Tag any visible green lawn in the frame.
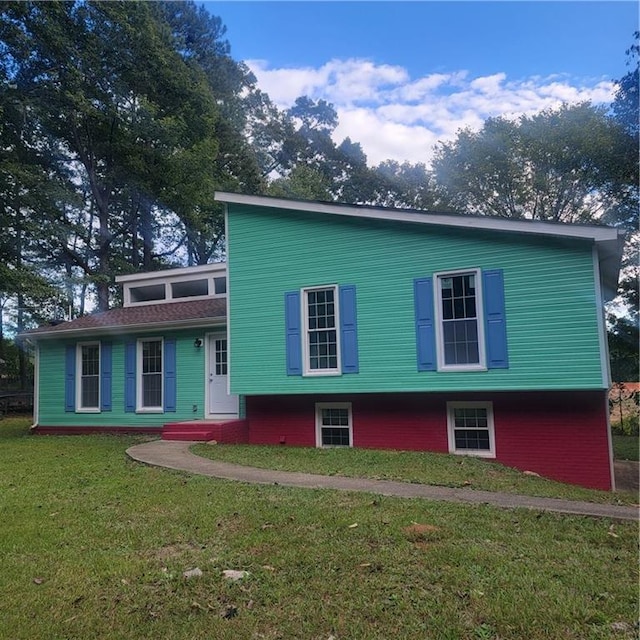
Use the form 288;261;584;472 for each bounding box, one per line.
1;417;638;640
613;435;639;461
192;442;638;505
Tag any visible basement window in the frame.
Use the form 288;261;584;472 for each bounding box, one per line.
315;402;352;447
446;401;495;458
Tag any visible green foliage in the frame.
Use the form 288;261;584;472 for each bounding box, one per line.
0;0;262;315
612;435;639;460
432;103;632;224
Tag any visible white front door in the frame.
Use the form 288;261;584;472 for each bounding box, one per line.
207;333;239;417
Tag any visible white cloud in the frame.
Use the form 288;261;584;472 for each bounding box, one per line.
246;58;616;167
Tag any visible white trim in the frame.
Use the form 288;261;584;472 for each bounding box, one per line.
116;262;226;283
75;341;101;412
302;285;341;376
136;337;164;413
592;246;611;388
434;269;486;372
225;204;232;398
27;316;226;340
315;402;353;447
604;391;616;491
205;331;239;419
32;342;40;428
119;264;228;308
446;401;496;458
214;192;621;243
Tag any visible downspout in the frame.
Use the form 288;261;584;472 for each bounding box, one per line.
29;339;39;431
593;245;615;491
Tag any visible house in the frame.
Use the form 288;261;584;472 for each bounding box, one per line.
23;263;248;441
22;193;624;490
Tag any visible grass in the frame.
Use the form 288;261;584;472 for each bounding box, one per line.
1;416;638;640
613;435;639;462
192;442;639;505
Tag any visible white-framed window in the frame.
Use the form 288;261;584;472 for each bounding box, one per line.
446;401;495;458
77;342;100;411
315;402;352;447
303;285;341;375
435;269;486;371
137;338;163;411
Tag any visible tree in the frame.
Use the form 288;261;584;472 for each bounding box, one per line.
432;103;631;223
0;1;234;310
606;32;639;382
369;160;443;210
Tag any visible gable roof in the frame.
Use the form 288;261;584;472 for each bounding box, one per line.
22;298;226;340
215;191;625;300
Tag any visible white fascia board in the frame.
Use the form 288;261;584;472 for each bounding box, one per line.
214;192;621;244
23;317;226;341
116;262;226;284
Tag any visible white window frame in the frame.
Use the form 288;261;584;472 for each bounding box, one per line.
315;402;353;447
302;284;341;376
434;268;486;372
446;401;495;458
137;338;164;413
76;341;100;412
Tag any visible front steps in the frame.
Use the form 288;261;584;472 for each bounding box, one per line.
162;419;249;443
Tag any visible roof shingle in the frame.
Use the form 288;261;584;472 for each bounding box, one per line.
23;298;226;338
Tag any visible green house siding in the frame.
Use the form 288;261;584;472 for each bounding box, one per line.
227;205;604;395
37;329;210;427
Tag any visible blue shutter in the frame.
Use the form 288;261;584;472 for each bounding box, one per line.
285;291;302;375
483;269;509;369
100;342;112;411
64;345;76;412
414;278;437;371
164;339;177;412
124;342;136;412
339;285;359;374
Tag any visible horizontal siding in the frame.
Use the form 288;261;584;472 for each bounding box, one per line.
228;206;603;395
37;329;211;428
246;391;612;490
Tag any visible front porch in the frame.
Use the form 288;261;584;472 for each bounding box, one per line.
162;418;249;443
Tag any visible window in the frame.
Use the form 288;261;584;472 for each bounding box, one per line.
447;402;495;458
130;283;166;303
138;339;163;410
77;343;100;410
285;285;358;377
316;403;352;447
171;278;208;299
213;276;227;295
66;343;111;413
304;286;340;374
215;338;228;375
436;270;485;370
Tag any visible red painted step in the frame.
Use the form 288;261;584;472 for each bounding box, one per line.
162;419;249;443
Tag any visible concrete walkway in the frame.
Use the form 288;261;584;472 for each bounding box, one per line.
126;440;639;522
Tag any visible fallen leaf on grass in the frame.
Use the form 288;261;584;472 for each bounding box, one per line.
607;525;619;538
222;569;249;582
183;567;203;579
348;523;358;528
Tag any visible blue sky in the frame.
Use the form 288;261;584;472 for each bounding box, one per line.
204;1;638;165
